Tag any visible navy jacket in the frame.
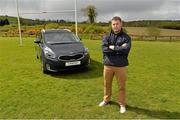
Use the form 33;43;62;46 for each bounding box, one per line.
102;30;131;67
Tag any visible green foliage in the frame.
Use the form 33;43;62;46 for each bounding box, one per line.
83;24;105;34
45;23;59;29
0;15;17;24
104;24;111;32
0;19;9;26
161;23;180;30
1;15;180;30
9;24;17;28
82;5;97;24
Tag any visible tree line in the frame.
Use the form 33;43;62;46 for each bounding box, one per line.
0;19;10;26
1;4;180;30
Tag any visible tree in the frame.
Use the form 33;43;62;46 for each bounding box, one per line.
0;19;10;26
4;19;9;25
82;5;97;24
0;20;3;26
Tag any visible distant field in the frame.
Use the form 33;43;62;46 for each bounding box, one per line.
0;37;180;119
125;27;180;36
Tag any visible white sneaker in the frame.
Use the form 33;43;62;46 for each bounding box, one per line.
99;101;108;107
120;105;126;113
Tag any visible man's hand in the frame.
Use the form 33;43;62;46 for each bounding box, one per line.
109;45;115;50
121;43;127;48
109;43;127;51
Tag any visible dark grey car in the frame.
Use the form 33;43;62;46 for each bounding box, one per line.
34;29;90;73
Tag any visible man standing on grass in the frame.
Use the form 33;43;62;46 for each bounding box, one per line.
99;16;131;113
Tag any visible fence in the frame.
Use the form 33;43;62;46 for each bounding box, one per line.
79;34;180;41
130;34;180;41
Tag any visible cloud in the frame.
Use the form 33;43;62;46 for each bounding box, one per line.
0;0;180;21
80;0;165;13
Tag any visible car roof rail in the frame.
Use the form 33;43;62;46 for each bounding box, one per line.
41;29;46;33
63;29;71;32
41;29;71;33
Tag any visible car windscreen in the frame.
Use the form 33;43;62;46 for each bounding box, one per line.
44;32;80;44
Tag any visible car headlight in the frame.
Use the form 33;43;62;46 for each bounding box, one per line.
44;47;56;59
84;47;89;55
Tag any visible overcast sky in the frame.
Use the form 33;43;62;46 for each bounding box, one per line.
0;0;180;22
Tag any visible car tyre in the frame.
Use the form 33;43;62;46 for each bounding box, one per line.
42;59;49;74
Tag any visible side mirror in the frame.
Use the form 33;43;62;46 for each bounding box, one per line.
34;38;41;44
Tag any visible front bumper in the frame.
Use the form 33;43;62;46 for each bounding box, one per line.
44;54;90;72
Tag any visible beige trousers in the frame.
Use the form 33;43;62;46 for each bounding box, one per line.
103;65;127;106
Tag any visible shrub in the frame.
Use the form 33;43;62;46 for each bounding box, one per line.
45;23;59;29
83;24;105;34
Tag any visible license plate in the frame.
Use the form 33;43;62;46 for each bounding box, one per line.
65;61;81;66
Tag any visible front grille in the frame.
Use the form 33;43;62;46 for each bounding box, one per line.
59;54;83;61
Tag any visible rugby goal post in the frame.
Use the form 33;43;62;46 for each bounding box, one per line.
16;0;78;46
